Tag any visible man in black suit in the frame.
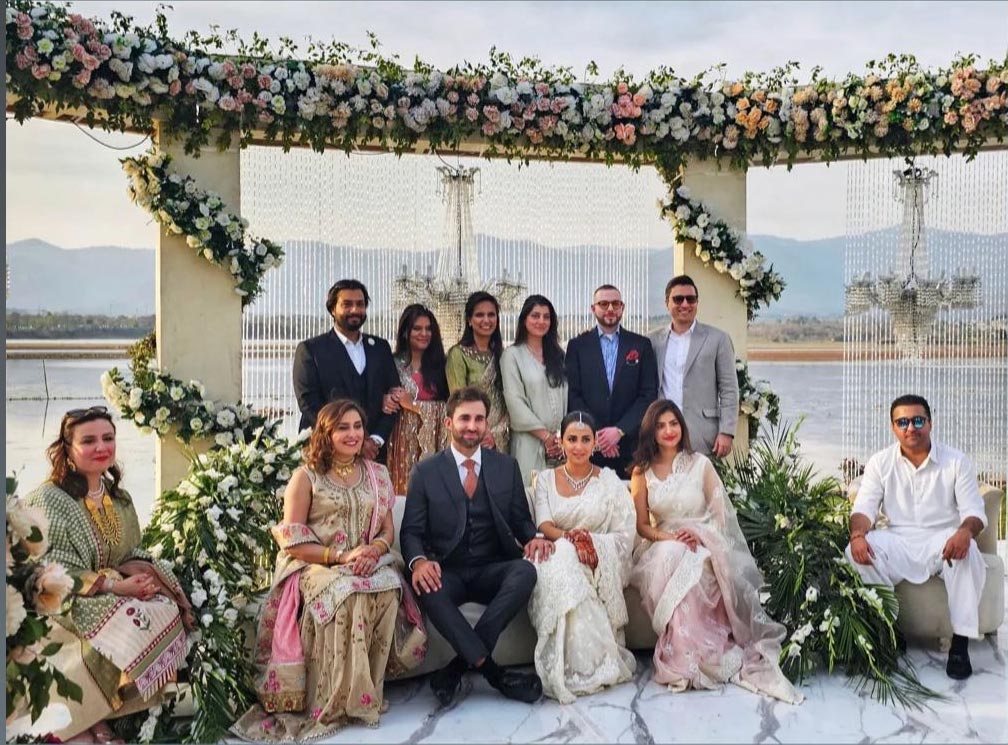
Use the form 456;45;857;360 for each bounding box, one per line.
565;284;659;476
401;386;555;705
292;279;399;460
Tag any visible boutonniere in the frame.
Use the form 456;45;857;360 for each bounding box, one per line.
625;349;640;365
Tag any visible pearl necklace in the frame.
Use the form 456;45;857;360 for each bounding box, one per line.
87;483;105;498
562;465;593;492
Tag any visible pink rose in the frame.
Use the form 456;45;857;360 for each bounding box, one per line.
15;53;31;70
617;82;629;95
17;24;33;40
31;64;51;80
169;79;182;96
227;75;243;90
465;107;479;122
185;81;197;95
71;43;87;62
535;82;550;96
447;90;459;103
241;63;256;78
483;105;500;123
82;54;100;72
72;69;92;88
536;98;550;112
632;93;646;106
551;97;567;113
466;93;479;106
482;121;496;136
258;74;272;90
222;61;236;77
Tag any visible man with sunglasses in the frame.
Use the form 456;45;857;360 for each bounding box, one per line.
846;394;987;679
565;284;658;474
648;275;738;458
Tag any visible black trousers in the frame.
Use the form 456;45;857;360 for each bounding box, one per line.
417;558;537;666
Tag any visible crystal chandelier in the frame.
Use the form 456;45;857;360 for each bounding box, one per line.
844;164;980;357
394;164;526;342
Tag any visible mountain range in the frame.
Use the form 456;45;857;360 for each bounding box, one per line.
8;231;998;319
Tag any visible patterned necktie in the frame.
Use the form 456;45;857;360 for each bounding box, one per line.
462;458;478;499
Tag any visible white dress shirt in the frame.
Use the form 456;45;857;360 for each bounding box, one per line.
334;328;367;375
660;320;696;407
852;440;987;533
450;444;483;486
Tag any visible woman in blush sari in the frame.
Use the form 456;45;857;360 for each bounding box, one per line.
628;400;802;703
233;400;426;740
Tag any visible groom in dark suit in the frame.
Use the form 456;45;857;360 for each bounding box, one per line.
292;279;399;461
401;386;554;705
565;284;659;475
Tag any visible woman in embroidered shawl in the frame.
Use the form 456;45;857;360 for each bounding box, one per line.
24;406;193;743
444;291;510;453
234;399;426;740
384;304;450;495
528;411;636;704
628;400;802;704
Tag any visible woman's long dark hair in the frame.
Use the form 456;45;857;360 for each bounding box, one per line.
629;399;692;476
514;294;565;388
458;291;503;364
45;407;124;499
394;304;449;399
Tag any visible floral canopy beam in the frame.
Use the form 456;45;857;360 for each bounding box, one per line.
6;1;1007;167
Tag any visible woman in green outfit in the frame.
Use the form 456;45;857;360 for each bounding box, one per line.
25;406;193;743
444;291;510;452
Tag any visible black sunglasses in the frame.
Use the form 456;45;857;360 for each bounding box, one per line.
66;405;110;419
670;294;699;306
893;415;927;431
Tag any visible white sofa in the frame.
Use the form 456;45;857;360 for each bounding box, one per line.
847;481;1005;640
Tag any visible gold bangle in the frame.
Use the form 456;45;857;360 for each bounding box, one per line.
373;537;390;553
323;547;331;565
850;532;867;542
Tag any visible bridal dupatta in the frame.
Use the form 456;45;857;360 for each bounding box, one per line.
251;461;426;713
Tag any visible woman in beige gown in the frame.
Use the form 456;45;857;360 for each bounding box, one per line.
501;294;567;485
444;291;510;452
233;400;426;740
384;304;450;495
528;411;637;703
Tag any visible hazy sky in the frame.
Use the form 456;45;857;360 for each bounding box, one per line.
5;1;1008;248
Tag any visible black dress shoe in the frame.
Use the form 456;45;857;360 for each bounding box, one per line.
487;670;543;703
430;662;465;705
946;649;973;679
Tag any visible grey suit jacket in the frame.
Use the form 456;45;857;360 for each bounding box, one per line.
648;322;739;454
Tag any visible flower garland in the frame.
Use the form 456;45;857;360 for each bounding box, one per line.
121;150;284;305
736;359;781;440
723;424;936;708
6;476;82;738
6;1;1006;165
659;183;786;319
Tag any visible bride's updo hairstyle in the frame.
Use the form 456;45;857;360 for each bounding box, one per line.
559;410;597;438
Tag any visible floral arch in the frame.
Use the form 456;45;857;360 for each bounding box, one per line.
6;0;1008;739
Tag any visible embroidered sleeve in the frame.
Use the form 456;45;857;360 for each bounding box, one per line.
271;522;322;550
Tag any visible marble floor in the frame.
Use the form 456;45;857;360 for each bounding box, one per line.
313;590;1007;744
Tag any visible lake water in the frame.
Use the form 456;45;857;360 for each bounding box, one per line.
5;356;859;524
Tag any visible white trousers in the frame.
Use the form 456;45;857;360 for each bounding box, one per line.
844;526;986;638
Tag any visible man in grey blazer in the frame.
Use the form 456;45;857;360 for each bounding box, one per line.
649;275;739;457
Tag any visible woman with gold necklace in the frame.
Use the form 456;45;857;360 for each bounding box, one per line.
526;411;637;704
25;406;194;743
234;399;425;740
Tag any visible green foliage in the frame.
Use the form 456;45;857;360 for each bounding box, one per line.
720;423;939;708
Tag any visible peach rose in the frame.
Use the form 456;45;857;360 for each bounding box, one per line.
32;563;74;616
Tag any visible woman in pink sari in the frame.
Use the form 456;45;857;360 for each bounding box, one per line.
628;400;801;703
233;400;426;740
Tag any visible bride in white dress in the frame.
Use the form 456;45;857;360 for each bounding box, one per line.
528;411;637;703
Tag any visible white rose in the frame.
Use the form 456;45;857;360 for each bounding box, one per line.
805;586;819;603
7;583;27;632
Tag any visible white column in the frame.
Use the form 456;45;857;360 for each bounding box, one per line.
154;124;243;496
675;158;750;452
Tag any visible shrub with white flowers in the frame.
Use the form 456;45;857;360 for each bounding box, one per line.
722;423;937;708
736;358;781;440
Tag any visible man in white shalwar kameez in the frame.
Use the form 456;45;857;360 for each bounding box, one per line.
845;394;987;679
